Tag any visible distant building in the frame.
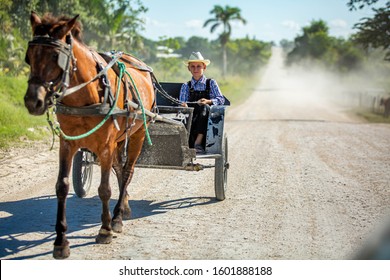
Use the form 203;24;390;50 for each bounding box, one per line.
156;46;182;58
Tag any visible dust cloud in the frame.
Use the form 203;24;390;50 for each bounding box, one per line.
237;47;386;122
261;47;355;108
229;47;364;122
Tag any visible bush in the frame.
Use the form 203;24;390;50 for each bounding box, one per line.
0;75;49;148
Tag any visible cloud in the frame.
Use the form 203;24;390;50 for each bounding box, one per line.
185;19;203;28
281;20;301;32
329;19;348;29
144;17;170;28
329;19;353;38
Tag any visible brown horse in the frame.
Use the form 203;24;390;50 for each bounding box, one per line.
379;97;390;118
24;12;155;259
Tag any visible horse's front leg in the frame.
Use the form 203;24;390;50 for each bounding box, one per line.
95;150;114;244
53;142;76;259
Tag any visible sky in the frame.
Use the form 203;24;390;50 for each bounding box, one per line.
140;0;386;43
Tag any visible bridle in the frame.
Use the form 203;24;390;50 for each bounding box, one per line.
25;34;77;104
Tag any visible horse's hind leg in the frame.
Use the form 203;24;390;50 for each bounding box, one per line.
95;155;114;244
112;130;145;233
111;144;132;221
53;142;76;259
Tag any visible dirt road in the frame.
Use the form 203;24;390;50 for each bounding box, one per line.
1;48;389;260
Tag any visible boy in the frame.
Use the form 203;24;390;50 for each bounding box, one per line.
179;52;225;154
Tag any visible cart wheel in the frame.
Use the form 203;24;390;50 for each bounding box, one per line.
214;134;229;201
72;150;94;198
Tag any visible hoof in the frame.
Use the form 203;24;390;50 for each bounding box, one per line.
112;220;123;233
53;245;70;259
123;208;131;220
96;229;113;244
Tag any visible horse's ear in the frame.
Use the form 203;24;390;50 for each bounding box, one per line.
67;15;80;30
30;11;41;32
56;15;80;39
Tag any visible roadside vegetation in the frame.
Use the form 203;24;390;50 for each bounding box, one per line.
0;1;271;149
0;75;50;148
281;0;390;123
0;0;389;148
354;109;390;124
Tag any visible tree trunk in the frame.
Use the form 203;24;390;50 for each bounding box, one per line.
222;44;227;77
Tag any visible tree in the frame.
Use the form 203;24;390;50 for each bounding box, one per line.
203;5;246;76
287;20;333;63
286;20;364;71
347;0;383;10
79;0;148;51
0;0;148;75
179;36;212;58
348;1;390;60
226;37;271;74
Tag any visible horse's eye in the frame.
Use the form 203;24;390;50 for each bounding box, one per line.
52;53;59;61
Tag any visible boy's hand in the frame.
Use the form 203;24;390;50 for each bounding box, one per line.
198;98;211;105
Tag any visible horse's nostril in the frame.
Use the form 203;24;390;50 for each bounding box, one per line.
24;86;47;115
36;99;43;109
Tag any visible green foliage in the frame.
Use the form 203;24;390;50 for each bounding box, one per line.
288;20;331;60
0;0;148;74
286;20;365;72
347;0;382;10
148;35;270;80
354;109;390;123
178;36;213;58
203;5;247;37
227;38;272;75
151;57;188;82
0;29;30;76
217;75;260;106
0;1;270;148
352;2;390;60
0;76;49;148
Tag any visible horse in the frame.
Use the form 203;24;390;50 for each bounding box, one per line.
379;97;390;118
24;12;155;259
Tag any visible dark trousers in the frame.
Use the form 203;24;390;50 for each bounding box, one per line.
189;104;209;148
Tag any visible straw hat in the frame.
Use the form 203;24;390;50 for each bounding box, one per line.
184;51;211;66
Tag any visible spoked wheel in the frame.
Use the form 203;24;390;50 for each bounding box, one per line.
214;133;229;201
72;149;94;198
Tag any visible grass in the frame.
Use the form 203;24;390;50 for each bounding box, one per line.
354;109;390;124
218;74;261;106
0;75;50;148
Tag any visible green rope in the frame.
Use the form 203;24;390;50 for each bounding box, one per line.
53;80;120;141
120;62;152;146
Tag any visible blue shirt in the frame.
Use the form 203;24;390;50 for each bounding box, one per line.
179;75;225;106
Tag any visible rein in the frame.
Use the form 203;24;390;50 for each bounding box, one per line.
61;52;123;98
151;73;199;106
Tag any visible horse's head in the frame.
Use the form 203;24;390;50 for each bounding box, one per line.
24;12;79;115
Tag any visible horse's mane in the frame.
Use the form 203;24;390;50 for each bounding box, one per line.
34;13;83;43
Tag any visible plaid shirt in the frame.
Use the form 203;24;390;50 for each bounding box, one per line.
179;75;225;105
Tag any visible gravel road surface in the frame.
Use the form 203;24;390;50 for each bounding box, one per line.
1;48;389;260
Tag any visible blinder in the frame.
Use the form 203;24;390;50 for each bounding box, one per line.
57;51;69;71
25;35;72;70
25;35;74;100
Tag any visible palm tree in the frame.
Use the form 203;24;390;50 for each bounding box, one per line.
203;5;246;76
